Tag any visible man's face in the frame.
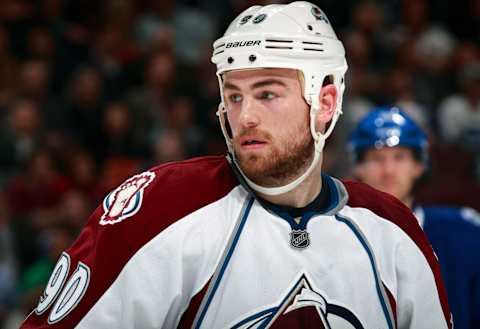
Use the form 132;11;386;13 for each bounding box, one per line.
222;68;313;187
354;146;424;203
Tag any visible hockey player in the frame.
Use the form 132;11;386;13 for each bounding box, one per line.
349;106;480;329
21;2;451;328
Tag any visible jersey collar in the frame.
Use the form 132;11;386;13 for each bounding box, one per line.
227;154;348;217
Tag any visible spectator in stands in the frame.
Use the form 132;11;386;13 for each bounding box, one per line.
0;192;17;329
383;67;430;130
99;101;147;162
65;148;101;205
390;0;456;109
17;60;50;103
438;61;480;151
134;0;216;65
152;129;186;165
0;25;18;108
128;47;177;151
166;96;205;156
26;26;56;61
5;149;70;221
0;98;42;182
56;190;92;234
63;65;105;160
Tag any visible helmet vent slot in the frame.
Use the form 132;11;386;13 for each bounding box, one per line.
265;39;294;50
301;41;323;52
213;43;226;55
265;46;293;50
303;48;324;52
302;41;323;45
265;39;293;43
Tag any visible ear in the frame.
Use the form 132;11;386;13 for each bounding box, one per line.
315;84;337;128
413;162;425;180
353;162;366;180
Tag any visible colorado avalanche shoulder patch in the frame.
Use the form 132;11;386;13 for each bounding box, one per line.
100;171;156;225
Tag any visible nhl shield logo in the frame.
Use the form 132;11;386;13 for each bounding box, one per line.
290;230;310;249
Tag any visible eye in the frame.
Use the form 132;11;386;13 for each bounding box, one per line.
259;91;276;100
365;154;383;164
394;152;410;162
228;94;243;103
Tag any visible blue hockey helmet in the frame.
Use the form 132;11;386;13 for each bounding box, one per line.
348;106;428;163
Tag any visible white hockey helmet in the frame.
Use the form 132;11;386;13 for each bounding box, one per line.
211;1;348;195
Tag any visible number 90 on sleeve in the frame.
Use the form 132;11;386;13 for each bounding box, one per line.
35;252;91;324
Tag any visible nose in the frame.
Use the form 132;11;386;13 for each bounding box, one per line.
238;96;259;128
382;157;397;176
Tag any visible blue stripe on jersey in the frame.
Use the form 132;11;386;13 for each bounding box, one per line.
193;196;255;329
322;174;339;214
231;307;277;329
265;175;341;231
335;214;395;329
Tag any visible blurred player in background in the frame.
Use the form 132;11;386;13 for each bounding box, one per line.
349;106;480;329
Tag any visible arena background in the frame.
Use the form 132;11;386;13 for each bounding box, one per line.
0;0;479;326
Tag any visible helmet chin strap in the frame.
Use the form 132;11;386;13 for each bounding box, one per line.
234;141;322;196
217;96;329;196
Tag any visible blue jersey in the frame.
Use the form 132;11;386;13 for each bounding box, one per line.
414;206;480;329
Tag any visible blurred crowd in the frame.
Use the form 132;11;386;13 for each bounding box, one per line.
0;0;479;326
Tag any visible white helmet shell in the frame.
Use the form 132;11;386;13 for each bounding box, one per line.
212;1;347;102
211;1;348;195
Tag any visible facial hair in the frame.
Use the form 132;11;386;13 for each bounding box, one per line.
234;126;314;187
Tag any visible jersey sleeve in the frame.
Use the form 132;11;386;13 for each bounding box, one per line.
344;180;452;329
384;200;453;329
20;157;238;328
394;231;453;329
456;207;480;328
19;170;183;328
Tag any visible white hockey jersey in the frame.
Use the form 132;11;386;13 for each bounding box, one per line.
21;156;451;329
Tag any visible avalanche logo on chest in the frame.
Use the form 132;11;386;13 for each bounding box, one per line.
231;273;365;329
100;171;156;225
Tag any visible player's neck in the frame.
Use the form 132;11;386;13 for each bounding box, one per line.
257;162;323;208
402;195;414;209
